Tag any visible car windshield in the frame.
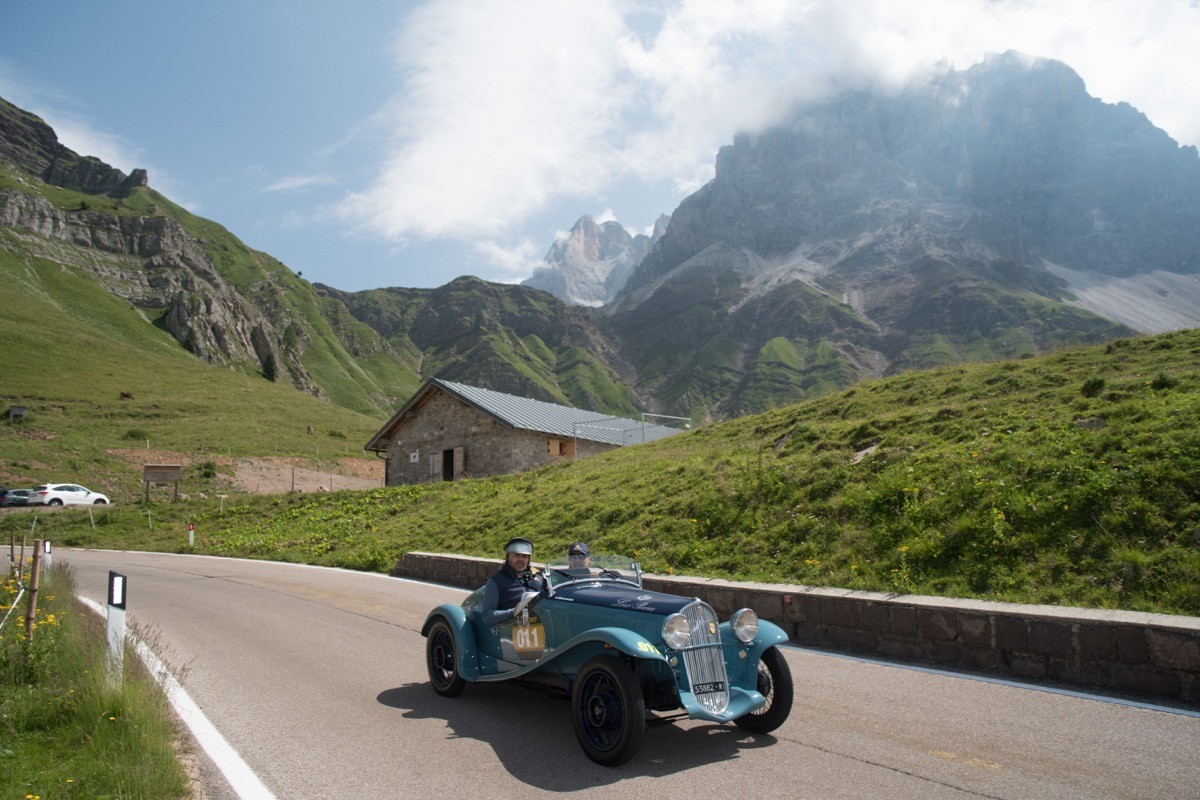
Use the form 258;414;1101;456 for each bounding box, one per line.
543;554;642;590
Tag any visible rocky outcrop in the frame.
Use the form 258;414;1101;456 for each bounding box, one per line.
623;52;1200;303
0;97;146;198
0;187;322;397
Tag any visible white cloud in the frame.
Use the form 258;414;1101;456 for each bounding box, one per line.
264;174;336;193
338;0;1200;251
338;0;630;241
474;237;544;281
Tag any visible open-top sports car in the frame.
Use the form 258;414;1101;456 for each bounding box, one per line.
422;553;793;766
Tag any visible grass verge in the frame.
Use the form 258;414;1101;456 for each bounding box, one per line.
1;562;190;800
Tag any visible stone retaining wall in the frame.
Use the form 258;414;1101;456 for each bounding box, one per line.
394;551;1200;706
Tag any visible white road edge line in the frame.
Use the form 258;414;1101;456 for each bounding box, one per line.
77;595;278;800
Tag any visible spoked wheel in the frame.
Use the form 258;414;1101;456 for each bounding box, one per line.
734;646;793;733
572;655;645;766
425;618;466;697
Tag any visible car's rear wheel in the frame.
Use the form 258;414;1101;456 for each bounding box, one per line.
425;618;466;697
572;655;645;766
48;498;63;507
734;646;793;733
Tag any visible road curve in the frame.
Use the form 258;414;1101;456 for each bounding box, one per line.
58;549;1199;800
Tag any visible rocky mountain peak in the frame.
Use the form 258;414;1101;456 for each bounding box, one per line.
523;213;667;306
0;98;148;198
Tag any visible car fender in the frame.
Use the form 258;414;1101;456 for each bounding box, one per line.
720;618;789;690
421;603;481;682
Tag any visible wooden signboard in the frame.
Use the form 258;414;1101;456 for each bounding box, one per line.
143;464;183;501
143;464;182;482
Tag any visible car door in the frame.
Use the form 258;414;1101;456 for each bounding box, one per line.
475;598;555;672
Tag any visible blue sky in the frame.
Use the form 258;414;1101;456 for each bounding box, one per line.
3;0;1198;292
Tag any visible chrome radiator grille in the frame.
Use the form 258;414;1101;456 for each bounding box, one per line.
681;601;729;714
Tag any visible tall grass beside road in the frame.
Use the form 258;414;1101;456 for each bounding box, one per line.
0;562;189;799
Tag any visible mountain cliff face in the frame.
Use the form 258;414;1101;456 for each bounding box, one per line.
523;214;667;306
603;52;1200;417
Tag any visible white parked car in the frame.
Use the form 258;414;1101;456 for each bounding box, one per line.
28;483;111;506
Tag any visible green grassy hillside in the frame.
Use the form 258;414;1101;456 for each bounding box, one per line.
0;156;422;415
0;235;386;498
17;329;1200;617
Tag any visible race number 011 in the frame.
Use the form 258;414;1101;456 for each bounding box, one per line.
514;625;543;651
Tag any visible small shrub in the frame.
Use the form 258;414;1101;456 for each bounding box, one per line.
1081;377;1105;398
1150;372;1177;391
122;428;148;441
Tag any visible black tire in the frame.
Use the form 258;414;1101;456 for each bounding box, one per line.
48;498;63;507
572;655;646;766
734;646;793;734
425;618;466;697
93;499;107;505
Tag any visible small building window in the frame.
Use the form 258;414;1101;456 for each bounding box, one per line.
548;438;575;458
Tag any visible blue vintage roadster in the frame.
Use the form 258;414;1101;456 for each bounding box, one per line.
422;554;793;765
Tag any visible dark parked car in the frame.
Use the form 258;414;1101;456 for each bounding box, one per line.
0;488;31;507
423;553;794;765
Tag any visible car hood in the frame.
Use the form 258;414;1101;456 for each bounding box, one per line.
553;582;694;616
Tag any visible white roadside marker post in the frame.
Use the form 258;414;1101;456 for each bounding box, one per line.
106;571;127;689
42;540;51;569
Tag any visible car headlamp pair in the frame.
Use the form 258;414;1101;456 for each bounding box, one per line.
661;608;758;649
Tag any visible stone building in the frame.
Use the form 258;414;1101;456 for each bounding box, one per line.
365;379;684;485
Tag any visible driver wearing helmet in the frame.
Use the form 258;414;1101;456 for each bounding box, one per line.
479;537;544;625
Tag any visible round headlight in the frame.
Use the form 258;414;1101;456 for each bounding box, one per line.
662;613;692;649
731;608;758;643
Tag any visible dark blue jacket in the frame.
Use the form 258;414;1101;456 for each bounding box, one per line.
479;564;544;625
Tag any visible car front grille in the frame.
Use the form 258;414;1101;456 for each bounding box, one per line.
680;601;729;715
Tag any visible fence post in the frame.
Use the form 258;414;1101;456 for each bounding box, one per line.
24;538;42;639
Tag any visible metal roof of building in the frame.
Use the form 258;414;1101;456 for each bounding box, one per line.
436;380;684;446
365;378;687;451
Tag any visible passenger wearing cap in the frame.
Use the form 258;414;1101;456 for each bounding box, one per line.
566;541;595;576
478;537;545;625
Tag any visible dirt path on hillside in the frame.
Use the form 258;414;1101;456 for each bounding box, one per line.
229;456;383;494
106;449;384;496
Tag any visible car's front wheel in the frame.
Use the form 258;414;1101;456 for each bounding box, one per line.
48;498;63;507
734;646;793;734
93;499;107;504
572;655;645;766
425;618;466;697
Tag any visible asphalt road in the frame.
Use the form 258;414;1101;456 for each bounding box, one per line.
54;549;1200;800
